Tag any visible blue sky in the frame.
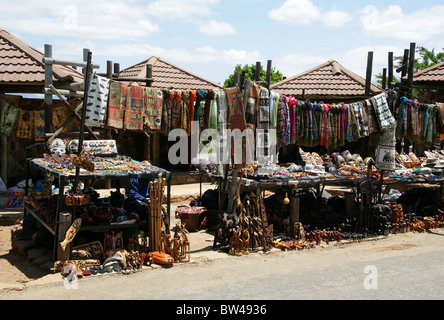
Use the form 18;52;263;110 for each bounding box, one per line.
2;0;444;86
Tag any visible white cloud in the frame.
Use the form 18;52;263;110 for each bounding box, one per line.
360;5;444;41
323;10;354;28
268;0;352;28
146;0;219;22
268;0;321;25
0;1;160;40
198;20;236;35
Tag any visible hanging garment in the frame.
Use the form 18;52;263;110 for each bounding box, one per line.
107;81;128;129
257;87;271;160
124;84;144;130
246;84;260;125
276;95;286;150
167;90;182;129
85;75;109;128
373;94;396;171
216;89;229;168
269;91;274;130
16;109;34;139
188;90;197;134
320;104;329;149
144;87;163;131
208;89;218;130
365;99;378;133
358;101;369;137
288;96;297;144
180;90;190;133
371;93;395;132
195;89;208;123
34;109;45;141
204;89;215;129
0;102;20;136
226;86;246;164
272;92;279;130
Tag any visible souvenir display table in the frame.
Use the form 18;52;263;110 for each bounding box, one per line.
23;154;171;262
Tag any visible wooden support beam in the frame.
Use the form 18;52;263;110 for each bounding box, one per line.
48;85;99;140
266;60;272;90
44;44;53;133
365;51;374;98
255;61;261;82
388;52;393;90
42;57;100;69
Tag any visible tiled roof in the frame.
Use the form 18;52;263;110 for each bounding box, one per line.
409;60;444;84
270;60;383;100
118;56;223;90
0;28;84;85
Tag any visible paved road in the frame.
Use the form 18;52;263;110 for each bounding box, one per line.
1;229;444;304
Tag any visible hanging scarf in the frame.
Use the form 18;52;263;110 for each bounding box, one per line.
272;92;279;130
0;102;20;136
208;89;218;130
269;91;274;130
320;104;329;149
188;90;197;135
288;96;297;143
85;75;109;128
107;80;128;129
246;84;259;125
161;89;169;134
365;99;378;133
371;93;395;132
180;90;190;133
195;89;207;124
204;89;215;130
358;101;369;137
276;95;286;150
143;87;163;131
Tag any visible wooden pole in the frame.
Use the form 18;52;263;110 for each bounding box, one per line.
365;51;374;98
44;44;53;133
388;52;393;89
382;68;387;90
255;62;261;82
266;60;272;90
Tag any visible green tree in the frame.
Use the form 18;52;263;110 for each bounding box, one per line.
376;46;444;94
224;63;283;87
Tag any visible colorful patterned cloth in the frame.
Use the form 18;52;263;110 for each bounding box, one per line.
144;87;163;131
124;84;144;130
371;93;395;132
226;86;246;164
107;81;128;129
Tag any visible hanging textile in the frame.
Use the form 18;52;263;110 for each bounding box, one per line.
272;92;279;130
276;95;285;150
195;89;207;123
371;93;395;132
0;102;20;136
34;110;45;141
167;89;182;129
16;109;34;139
144;87;163;131
208;89;218;130
180;90;190;133
257;87;271;160
188;90;197;135
216;89;229;169
372;93;396;171
288;96;297;144
123;84;144;130
365;99;378;134
161;89;169;134
85;75;110;128
320;104;329;149
226;86;246;164
107;81;128;129
246;84;259;125
437;102;444;134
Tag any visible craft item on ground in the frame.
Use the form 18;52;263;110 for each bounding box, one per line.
104;231;124;252
85;75;110;127
107;81;128;129
60;218;82;250
0;102;20;136
150;251;174;266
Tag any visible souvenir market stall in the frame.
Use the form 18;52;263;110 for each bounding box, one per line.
207;77;444;255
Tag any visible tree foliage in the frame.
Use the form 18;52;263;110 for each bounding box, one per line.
224;63;284;88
